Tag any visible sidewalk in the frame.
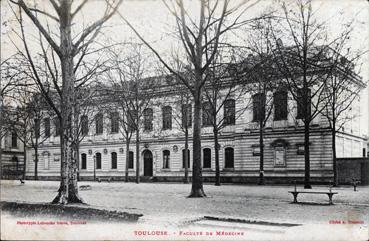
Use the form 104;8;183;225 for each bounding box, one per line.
1;180;368;225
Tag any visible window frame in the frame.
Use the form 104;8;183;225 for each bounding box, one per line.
95;113;104;135
81;153;87;170
223;99;235;126
111;152;117;169
224;147;234;169
162;150;170;169
162;106;172;130
143;108;153;132
252;93;266;122
203;148;211;169
274;91;288;121
95;152;102;169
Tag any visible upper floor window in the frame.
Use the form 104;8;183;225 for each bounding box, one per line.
274;91;288;120
81;115;89;135
163;150;170;169
111;152;117;169
128;110;137;132
110;112;119;134
224;99;235;125
81;153;87;170
34;118;40;138
202;102;212;126
182;149;190;168
11;132;17;148
96;152;102;169
296;88;311;119
253;93;265;122
128;151;134;169
162;106;172;130
203;148;211;168
224;147;234;168
95;113;103;135
143;108;153;131
44;118;50;138
54;118;61;136
181;104;192;128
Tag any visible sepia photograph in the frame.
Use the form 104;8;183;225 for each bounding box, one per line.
1;0;368;240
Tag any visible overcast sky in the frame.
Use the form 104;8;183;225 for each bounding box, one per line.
1;0;368;136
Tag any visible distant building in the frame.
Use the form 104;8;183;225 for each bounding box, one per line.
1;131;25;179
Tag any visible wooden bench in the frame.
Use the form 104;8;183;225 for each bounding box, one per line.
96;177;112;183
288;182;338;205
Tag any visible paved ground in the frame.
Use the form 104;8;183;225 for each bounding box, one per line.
1;180;369;240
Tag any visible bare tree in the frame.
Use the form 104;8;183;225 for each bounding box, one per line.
321;47;366;186
202;46;251;186
112;0;263;197
105;44;154;183
8;0;122;203
269;0;354;188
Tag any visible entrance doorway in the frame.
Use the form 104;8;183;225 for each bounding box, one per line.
143;150;153;176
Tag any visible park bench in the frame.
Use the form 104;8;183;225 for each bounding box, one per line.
96;177;112;183
288;182;338;205
79;185;91;190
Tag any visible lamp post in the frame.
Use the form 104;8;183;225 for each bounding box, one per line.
93;155;96;181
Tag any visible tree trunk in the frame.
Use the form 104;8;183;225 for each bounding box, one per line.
258;120;265;185
34;142;38;180
332;121;338;187
135;128;140;184
304;121;311;189
125;140;130;182
76;142;80;181
184;127;189;183
52;2;83;203
22;144;26;180
214;127;220;186
189;94;206;197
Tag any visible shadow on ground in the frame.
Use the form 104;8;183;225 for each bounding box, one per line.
0;201;143;222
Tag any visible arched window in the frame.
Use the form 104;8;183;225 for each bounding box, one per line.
163;150;170;169
81;153;87;170
81;115;89;135
96;152;102;169
202;102;212;126
162;106;172;130
95;113;103;135
128;151;134;169
182;149;190;168
225;147;234;168
144;108;153;131
111;152;117;169
203;148;211;168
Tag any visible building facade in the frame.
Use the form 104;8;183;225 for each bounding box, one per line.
24;80;368;184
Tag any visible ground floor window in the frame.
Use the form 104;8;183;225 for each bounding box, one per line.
128;151;134;169
163;150;170;169
203;148;211;168
96;153;102;169
224;147;234;168
81;153;87;169
111;152;117;169
182;149;190;168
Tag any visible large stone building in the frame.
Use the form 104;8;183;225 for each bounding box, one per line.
23;67;368;184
